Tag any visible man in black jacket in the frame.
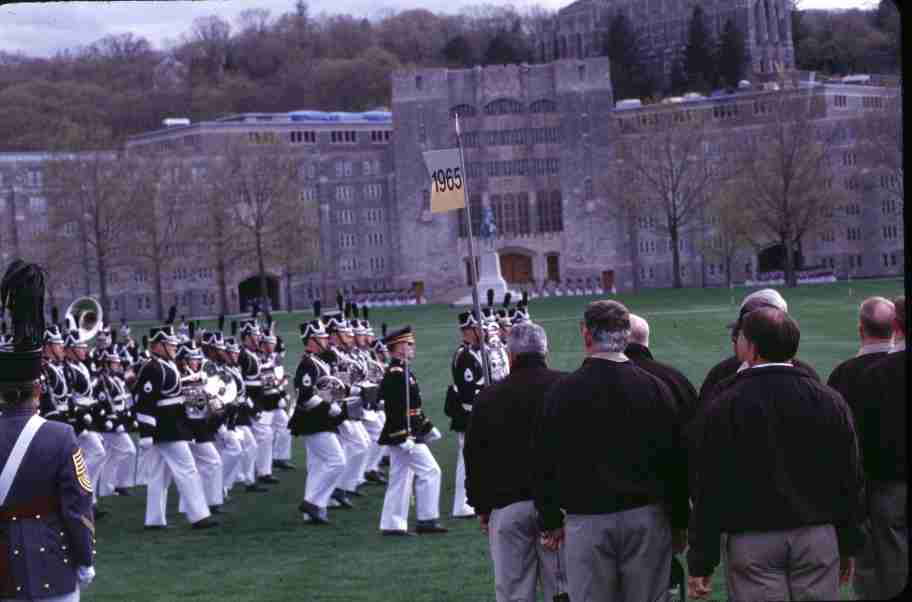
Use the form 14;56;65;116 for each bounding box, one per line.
534;300;688;602
852;295;907;598
465;321;567;602
625;314;698;425
687;307;863;599
827;296;895;417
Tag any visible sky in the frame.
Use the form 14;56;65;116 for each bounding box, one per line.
0;0;882;59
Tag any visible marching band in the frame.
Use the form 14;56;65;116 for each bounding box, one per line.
27;291;522;535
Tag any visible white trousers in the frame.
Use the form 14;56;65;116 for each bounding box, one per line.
182;441;224;508
78;431;107;505
303;431;347;509
379;443;441;531
215;427;244;490
272;408;292;461
251;412;275;477
235;425;258;486
452;432;475;517
143;440;211;526
337;420;370;492
362;410;386;474
98;431;136;496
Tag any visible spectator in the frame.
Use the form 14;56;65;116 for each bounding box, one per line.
852;295;907;598
688;307;864;600
534;300;688;602
464;321;567;602
827;296;895;417
625;313;699;425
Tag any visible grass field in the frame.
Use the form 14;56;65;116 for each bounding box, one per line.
89;279;904;602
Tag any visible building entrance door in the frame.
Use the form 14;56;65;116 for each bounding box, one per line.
500;253;533;284
602;270;615;291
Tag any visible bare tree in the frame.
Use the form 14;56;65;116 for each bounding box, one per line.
736;90;843;287
700;184;752;288
272;199;321;311
614;117;722;288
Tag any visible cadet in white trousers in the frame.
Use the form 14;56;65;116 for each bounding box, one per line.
376;326;447;535
337;419;370;495
98;430;136;495
77;431;106;505
272;408;293;465
183;441;224;511
251;411;275;479
134;324;217;529
215;425;244;492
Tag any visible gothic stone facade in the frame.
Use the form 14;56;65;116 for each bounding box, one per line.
539;0;795;86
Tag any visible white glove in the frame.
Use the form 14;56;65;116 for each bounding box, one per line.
138;437;153;450
77;565;95;586
424;427;442;444
328;403;342;417
217;424;228;435
247;399;255;409
115;425;125;433
349;385;362;396
399;438;416;453
104;420;114;431
278;400;287;409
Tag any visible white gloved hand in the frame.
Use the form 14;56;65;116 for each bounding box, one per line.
115;425;125;433
328;402;342;417
217;424;229;435
424;427;442;444
138;437;153;450
247;399;255;409
77;565;95;587
349;385;362;396
399;438;416;453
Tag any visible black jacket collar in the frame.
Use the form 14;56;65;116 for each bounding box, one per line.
624;343;654;361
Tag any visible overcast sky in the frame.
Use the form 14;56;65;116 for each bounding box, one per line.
0;0;880;59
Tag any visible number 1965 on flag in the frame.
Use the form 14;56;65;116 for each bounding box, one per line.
422;148;466;213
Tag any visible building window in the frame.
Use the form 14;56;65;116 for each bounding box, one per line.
458;194;482;238
484;98;525;116
450;104;477;118
842;151;857;167
364;184;382;200
339;233;357;249
834;95;848;108
530;99;557;114
539;190;564;233
883;224;899;240
369;256;386;273
335;186;354;202
27;169;43;187
546;254;560;283
336;210;354;225
299;188;317;203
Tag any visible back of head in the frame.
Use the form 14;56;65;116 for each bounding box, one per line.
894;295;906;336
584;300;630;353
732;288;789;341
507;321;548;358
627;314;650;347
741;307;800;363
859;296;895;340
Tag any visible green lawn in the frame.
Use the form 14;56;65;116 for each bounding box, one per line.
90;280;902;601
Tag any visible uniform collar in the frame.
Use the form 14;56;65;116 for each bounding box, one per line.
511;354;547;371
624;343;653;361
857;341;894;357
586;352;629;363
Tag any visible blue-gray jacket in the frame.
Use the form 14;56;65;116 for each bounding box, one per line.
0;406;95;599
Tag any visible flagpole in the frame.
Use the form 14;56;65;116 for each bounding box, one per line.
455;114;493;385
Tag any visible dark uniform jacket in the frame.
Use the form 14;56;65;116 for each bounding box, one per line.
0;407;95;599
625;343;699;425
180;367;218;444
288;353;343;436
133;355;194;443
378;358;432;445
534;357;689;532
94;373;130;434
39;361;70;426
258;352;286;412
464;355;564;516
447;343;485;432
687;364;864;578
63;360;99;436
236;348;263;426
223;364;246;430
853;349;906;485
826;343;892;419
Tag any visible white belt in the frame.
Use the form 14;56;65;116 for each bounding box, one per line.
136;413;157;426
157;396;185;408
462;403;473;412
245;380;263;387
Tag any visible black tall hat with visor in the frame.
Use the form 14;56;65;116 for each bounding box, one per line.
0;260;48;384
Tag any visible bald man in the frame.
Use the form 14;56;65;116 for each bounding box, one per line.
827;296;895;418
624;314;698;425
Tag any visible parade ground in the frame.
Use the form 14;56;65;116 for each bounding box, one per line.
91;279;902;601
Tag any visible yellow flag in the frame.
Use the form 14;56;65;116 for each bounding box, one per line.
422;149;466;213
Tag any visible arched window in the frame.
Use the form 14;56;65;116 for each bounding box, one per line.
539;190;564;233
530;99;557;113
450;104;477;118
484;98;525;116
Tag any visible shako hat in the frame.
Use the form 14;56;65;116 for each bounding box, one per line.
0;260;47;383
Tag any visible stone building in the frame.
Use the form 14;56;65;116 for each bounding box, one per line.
539;0;795;86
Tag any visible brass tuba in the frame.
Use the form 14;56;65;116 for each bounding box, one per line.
64;296;103;343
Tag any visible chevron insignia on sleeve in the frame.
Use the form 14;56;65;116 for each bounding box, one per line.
73;449;93;493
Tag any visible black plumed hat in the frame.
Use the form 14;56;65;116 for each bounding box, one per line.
352;303;359;318
51;306;59;327
142;335;149;350
189;321;196;340
167;305;177;325
486;289;494;308
502;292;512;308
521;290;529;306
218;314;225;332
313;300;322;317
381;322;388;338
363;307;369;321
231;320;238;336
0;260;46;383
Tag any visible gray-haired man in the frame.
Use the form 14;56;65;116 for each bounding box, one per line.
534;300;689;602
465;321;568;601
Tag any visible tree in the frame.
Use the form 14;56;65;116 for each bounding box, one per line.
684;5;715;92
716;19;746;89
213;142;302;312
700;182;752;288
736;90;843;287
273;198;321;311
615;118;723;288
605;13;651;100
443;35;474;66
669;57;688;96
483;28;527;65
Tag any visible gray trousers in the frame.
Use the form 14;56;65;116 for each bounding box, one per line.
725;525;839;601
564;504;671;602
489;500;565;602
854;481;908;599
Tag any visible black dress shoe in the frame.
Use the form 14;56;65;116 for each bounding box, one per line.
191;517;220;530
274;460;296;471
415;520;449;534
343;489;363;498
364;471;387;484
381;529;414;537
209;505;225;515
330;490;354;509
93;508;108;520
452;513;476;520
143;525;168;531
114;487;133;497
298;501;330;525
246;484;269;493
258;475;280;485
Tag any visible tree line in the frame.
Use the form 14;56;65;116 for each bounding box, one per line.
0;1;900;152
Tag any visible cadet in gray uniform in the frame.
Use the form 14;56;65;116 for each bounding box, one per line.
0;259;96;601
